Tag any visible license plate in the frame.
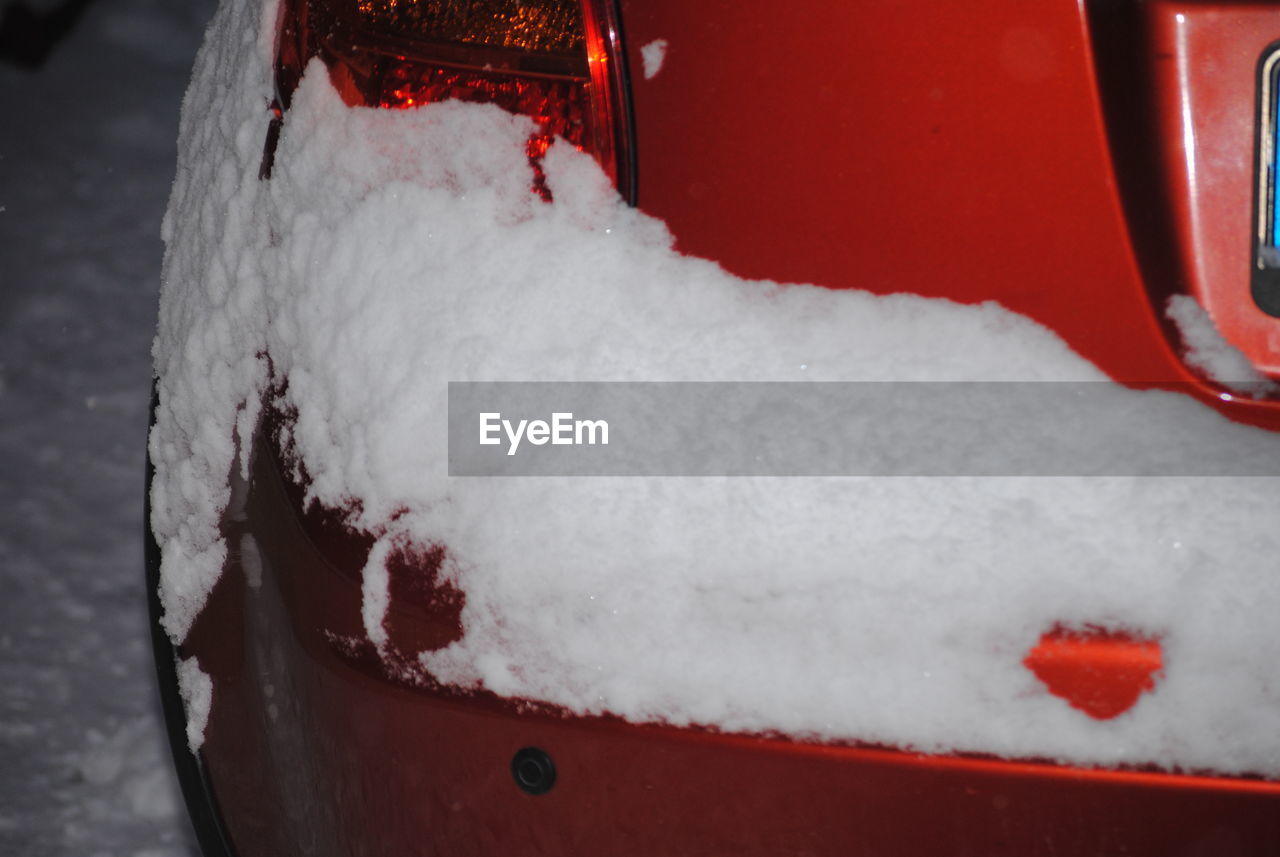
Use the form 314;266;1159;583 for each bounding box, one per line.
1253;44;1280;315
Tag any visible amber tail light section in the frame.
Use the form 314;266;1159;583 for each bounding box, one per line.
269;0;634;200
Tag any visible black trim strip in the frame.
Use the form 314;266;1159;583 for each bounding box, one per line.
607;0;638;207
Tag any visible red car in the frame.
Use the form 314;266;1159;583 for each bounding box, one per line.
149;0;1280;854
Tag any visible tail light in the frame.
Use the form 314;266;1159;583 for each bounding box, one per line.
269;0;634;200
1024;626;1164;721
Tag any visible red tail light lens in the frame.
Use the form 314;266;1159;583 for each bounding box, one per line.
273;0;633;199
1024;626;1164;721
352;0;584;53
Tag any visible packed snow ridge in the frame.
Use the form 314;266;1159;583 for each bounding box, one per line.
153;0;1280;776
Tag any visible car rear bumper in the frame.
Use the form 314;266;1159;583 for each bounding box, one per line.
165;418;1280;857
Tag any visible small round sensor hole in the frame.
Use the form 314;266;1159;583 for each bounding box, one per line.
511;747;556;795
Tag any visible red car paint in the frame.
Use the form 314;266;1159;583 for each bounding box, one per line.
625;0;1280;412
1135;3;1280;378
167;0;1280;854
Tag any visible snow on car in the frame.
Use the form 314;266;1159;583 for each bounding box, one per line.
150;0;1280;853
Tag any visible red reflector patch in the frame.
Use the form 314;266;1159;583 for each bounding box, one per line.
1024;626;1163;720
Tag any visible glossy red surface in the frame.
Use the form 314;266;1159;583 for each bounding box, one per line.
619;0;1280;423
1138;3;1280;376
180;434;1280;857
1087;1;1280;376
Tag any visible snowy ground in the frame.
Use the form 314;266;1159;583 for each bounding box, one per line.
0;0;214;853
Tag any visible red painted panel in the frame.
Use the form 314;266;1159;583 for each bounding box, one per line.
1141;3;1280;376
619;0;1280;426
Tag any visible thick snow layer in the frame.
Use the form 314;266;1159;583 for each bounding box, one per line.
150;0;278;642
155;0;1280;776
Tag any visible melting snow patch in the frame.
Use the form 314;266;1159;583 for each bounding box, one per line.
640;38;668;79
361;534;395;654
154;0;1280;777
1166;294;1277;397
175;657;212;753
